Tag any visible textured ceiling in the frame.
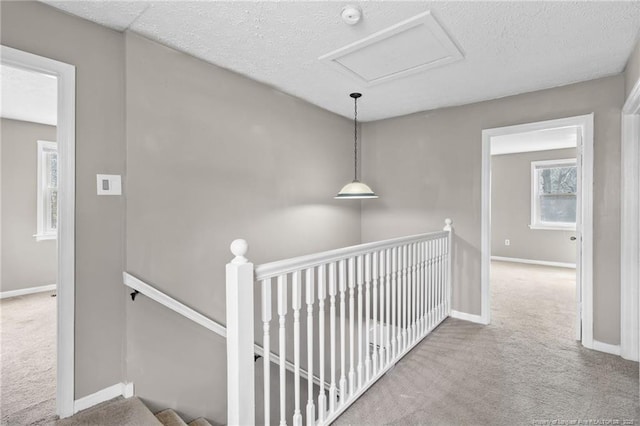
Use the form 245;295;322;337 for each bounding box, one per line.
0;64;57;126
42;1;640;121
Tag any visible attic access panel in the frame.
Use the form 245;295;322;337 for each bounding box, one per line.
319;11;463;86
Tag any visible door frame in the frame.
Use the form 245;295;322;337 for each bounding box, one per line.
481;114;594;347
621;79;640;362
1;45;76;418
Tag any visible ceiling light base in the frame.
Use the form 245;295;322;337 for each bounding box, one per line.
341;6;362;25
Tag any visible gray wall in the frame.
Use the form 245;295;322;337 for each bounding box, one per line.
491;148;577;264
1;2;126;398
625;37;640;99
1;118;57;292
361;75;624;345
124;33;360;423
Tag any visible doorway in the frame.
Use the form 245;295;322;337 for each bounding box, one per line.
1;45;76;419
481;114;594;347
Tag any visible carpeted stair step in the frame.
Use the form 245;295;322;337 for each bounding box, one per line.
57;397;162;426
188;418;213;426
155;409;188;426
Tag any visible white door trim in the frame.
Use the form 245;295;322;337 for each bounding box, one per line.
621;79;640;362
481;114;594;347
1;45;76;418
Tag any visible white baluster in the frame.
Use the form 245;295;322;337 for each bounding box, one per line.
437;237;443;322
339;259;347;404
356;255;364;388
348;257;356;397
429;239;434;330
277;275;288;426
441;236;446;320
328;263;337;413
391;246;398;359
385;249;391;365
412;243;418;342
292;271;302;426
364;253;371;381
424;240;429;332
317;265;327;423
372;251;378;374
305;269;315;426
378;250;385;370
420;241;426;335
425;240;430;331
438;237;443;321
407;244;416;342
416;242;423;337
407;244;412;346
402;244;408;350
262;279;272;426
433;239;438;327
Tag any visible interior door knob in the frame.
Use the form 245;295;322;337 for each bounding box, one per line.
570;236;577;241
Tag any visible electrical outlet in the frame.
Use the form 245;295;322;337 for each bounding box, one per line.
504;239;510;246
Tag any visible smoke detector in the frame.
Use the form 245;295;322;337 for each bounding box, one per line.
341;5;362;25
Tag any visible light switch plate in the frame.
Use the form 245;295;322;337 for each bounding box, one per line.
96;174;122;195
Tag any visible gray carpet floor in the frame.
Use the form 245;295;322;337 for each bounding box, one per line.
335;261;639;425
1;290;57;426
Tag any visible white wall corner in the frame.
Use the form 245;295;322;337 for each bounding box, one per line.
73;382;135;414
450;310;487;325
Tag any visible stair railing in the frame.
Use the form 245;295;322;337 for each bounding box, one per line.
226;219;454;426
122;274;331;391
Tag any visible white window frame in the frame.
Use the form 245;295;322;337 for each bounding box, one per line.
530;158;577;231
35;140;58;241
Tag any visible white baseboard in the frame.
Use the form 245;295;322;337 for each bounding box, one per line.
450;310;486;324
0;284;57;299
73;382;134;414
491;256;576;269
589;340;621;356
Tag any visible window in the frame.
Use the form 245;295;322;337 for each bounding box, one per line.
36;140;58;241
530;158;577;230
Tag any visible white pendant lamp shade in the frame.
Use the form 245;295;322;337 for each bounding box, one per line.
335;92;378;200
335;181;378;199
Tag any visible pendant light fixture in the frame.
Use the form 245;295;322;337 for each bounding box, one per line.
335;93;379;199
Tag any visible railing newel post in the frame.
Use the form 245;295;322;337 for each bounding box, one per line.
226;239;255;426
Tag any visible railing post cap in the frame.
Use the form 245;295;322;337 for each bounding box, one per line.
444;218;453;231
230;239;249;264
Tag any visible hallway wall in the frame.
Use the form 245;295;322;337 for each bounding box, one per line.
124;33;360;423
361;75;624;345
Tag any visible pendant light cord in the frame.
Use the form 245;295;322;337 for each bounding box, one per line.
353;95;358;182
